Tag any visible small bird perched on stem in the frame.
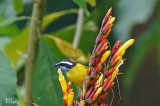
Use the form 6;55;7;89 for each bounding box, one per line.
53;59;87;87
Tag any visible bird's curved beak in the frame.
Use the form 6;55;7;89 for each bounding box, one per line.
53;63;59;67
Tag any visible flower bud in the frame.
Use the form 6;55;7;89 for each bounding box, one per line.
97;93;108;104
89;87;98;99
63;94;68;106
67;92;74;106
103;68;115;77
116;39;135;56
111;40;121;55
102;76;111;88
106;7;112;17
92;87;103;100
103;77;115;92
85;87;93;99
101;51;111;63
95;40;108;56
58;68;67;93
89;56;101;67
90;66;101;78
101;8;112;27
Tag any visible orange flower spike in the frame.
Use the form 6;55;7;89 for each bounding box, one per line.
92;87;103;100
116;39;135;56
67;92;74;106
58;68;67;93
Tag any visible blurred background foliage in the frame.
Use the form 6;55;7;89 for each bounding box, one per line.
0;0;160;106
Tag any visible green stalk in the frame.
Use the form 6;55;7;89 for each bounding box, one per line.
24;0;46;105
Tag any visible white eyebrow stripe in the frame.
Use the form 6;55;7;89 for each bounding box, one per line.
59;61;73;65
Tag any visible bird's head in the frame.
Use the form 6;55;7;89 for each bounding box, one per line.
53;59;76;73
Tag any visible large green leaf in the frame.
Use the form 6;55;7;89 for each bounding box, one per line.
0;37;11;51
44;34;90;64
32;40;63;106
51;21;97;54
33;40;79;105
0;16;30;27
0;18;20;36
73;0;89;16
86;0;96;7
5;27;29;66
5;9;77;66
42;9;77;30
12;0;23;14
0;51;17;106
42;21;97;65
113;0;157;42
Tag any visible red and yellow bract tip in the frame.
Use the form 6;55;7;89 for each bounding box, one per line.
58;68;75;106
58;68;67;93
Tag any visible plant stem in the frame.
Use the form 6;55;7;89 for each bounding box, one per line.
73;8;84;48
24;0;45;105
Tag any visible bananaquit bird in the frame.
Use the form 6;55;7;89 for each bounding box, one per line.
53;59;87;87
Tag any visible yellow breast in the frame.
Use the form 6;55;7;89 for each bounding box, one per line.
66;63;87;87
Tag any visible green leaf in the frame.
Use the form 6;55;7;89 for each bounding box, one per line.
5;9;77;66
43;21;97;63
73;0;89;16
0;18;20;36
5;27;29;66
42;9;77;30
113;0;157;42
44;34;90;64
0;37;11;51
32;40;63;106
52;21;97;53
33;40;79;105
0;16;30;27
0;51;17;106
12;0;23;14
86;0;96;7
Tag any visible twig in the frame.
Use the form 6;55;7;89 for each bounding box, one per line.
72;8;84;49
24;0;46;105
